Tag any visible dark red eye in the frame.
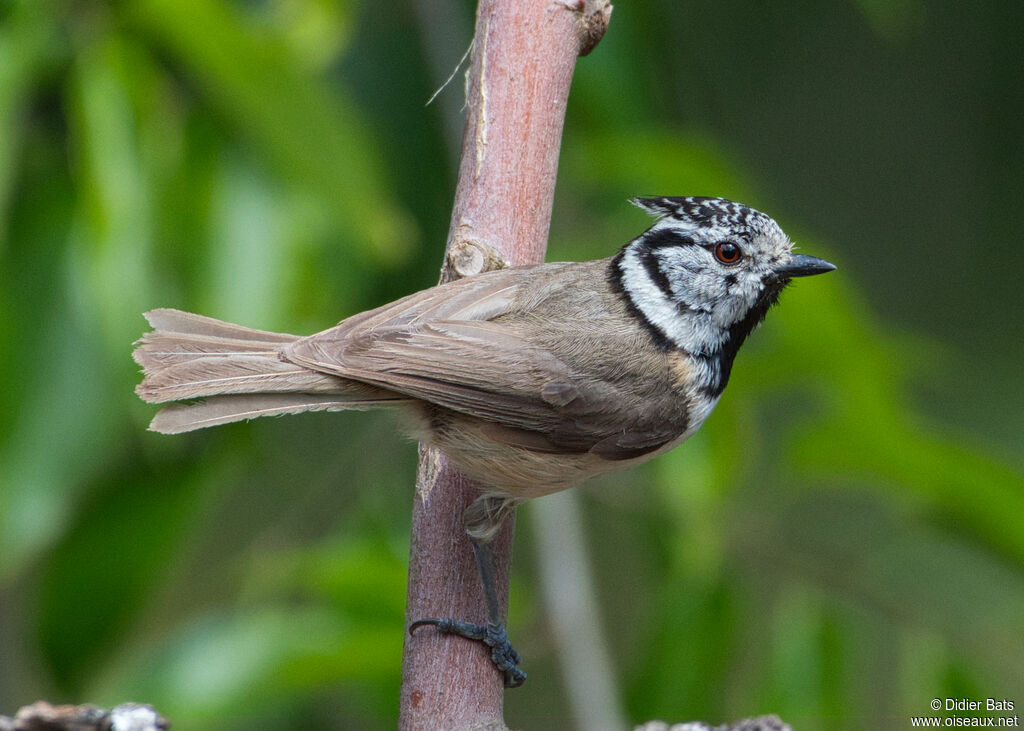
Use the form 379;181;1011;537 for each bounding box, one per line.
714;241;742;264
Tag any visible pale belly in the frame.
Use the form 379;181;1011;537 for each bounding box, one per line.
413;393;722;500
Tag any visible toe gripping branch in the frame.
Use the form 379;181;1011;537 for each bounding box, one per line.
408;539;527;688
408;617;526;688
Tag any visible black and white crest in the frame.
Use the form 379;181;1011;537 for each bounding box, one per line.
631;196;776;236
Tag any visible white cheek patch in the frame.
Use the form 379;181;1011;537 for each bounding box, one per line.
711;270;766;328
618;247;730;355
712;296;746;328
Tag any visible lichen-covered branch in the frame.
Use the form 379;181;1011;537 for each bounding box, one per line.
0;701;168;731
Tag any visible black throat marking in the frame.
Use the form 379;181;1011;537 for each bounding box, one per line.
710;288;781;395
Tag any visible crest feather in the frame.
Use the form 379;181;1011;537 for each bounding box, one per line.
630;196;684;218
630;196;770;231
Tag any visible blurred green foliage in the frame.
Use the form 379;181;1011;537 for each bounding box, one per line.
1;0;1021;729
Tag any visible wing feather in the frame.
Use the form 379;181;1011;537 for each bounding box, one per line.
282;264;686;456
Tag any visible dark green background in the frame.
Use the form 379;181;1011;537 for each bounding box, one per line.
1;0;1021;728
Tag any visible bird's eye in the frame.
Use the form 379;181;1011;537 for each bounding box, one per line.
714;241;742;264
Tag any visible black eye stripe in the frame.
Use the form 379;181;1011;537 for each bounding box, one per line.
636;243;708;316
640;247;675;299
700;239;746;249
642;228;696;249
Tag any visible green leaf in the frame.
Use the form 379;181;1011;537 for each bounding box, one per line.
126;0;415;265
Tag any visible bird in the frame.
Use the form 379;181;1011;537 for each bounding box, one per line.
133;195;835;687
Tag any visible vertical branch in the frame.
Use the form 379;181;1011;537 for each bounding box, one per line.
399;1;611;729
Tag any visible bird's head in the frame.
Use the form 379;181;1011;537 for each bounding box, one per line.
613;196;835;392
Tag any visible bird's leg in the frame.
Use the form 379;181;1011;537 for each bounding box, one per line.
409;497;526;688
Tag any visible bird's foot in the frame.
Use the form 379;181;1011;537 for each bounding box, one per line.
409;618;526;688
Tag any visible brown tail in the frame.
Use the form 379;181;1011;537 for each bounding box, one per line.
133;309;404;434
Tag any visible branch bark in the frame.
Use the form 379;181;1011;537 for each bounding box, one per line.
398;1;610;729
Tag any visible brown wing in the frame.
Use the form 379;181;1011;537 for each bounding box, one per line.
283;264;687;458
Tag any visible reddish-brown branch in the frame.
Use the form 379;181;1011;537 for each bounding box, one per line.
398;1;610;728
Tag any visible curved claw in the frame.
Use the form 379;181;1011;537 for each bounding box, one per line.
502;665;527;689
409;617;449;635
408;618;527;688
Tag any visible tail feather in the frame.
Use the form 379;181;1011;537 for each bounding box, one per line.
143;308;300;343
136;352;342;402
133;308;405;432
133;334;280;366
149;393;394;434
